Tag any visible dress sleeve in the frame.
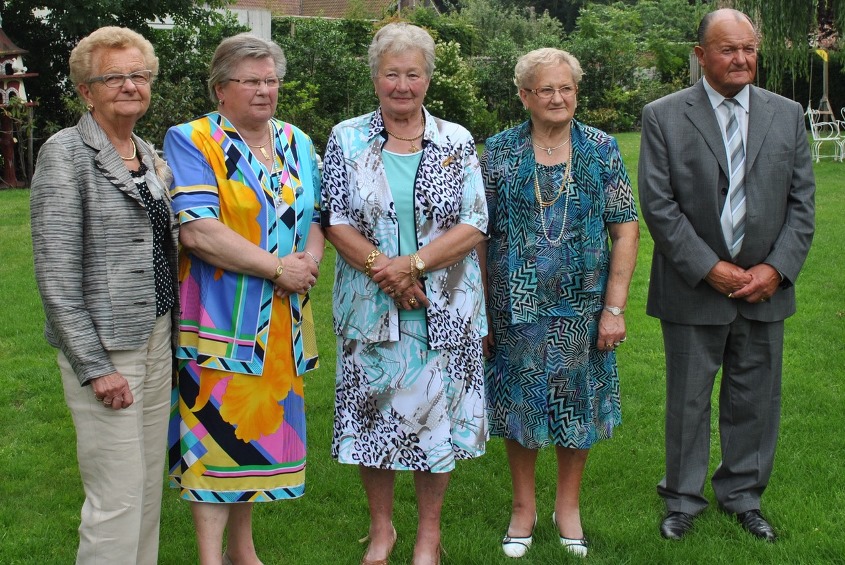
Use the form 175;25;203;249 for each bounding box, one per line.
164;123;221;224
601;136;638;224
319;130;351;228
457;134;489;233
479;140;498;235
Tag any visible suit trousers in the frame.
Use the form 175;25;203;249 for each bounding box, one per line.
59;314;171;565
657;315;783;515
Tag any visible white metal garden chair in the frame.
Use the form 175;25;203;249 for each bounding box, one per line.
806;107;844;163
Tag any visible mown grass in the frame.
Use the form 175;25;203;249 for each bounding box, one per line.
1;133;843;564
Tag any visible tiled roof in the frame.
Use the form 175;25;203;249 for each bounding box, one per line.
230;0;298;14
302;0;392;18
231;1;433;18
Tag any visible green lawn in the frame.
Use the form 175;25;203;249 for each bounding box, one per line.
1;133;844;564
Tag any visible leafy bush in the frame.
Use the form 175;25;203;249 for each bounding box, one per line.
136;12;249;146
273;17;374;152
427;41;489;139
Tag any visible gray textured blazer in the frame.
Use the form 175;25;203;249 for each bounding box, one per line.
638;81;815;325
31;112;179;385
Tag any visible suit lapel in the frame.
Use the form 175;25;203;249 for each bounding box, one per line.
684;82;729;177
745;86;774;171
77;112;144;206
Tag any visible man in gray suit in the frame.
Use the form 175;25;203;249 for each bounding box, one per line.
638;8;815;542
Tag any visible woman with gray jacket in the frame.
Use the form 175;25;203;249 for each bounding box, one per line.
30;27;178;564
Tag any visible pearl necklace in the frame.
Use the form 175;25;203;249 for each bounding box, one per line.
534;141;574;246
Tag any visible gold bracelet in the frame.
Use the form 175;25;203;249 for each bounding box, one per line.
271;260;284;280
363;249;381;278
411;252;426;277
409;254;418;284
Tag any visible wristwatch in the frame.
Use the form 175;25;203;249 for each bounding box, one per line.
412;253;426;276
603;305;624;316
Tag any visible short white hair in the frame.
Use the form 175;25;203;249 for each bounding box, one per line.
368;22;435;79
513;48;584;89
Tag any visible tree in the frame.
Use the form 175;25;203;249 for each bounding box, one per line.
733;0;845;88
565;0;702;131
273;16;374;151
138;12;248;146
426;40;493;138
452;0;564;129
492;0;589;31
1;0;230;138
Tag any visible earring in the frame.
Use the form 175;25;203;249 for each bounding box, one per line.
219;99;224;106
86;103;94;112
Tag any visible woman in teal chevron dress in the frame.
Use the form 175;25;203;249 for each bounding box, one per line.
479;48;639;559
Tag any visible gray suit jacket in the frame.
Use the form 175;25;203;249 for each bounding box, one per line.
31;112;179;385
638;81;815;325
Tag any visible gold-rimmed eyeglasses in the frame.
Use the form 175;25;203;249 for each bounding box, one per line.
87;70;153;88
228;77;283;89
528;85;577;99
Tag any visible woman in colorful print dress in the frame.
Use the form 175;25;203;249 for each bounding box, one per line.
164;34;323;565
321;22;488;565
31;26;177;564
480;48;639;559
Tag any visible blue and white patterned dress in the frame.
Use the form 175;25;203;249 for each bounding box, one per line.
321;107;488;472
481;119;637;450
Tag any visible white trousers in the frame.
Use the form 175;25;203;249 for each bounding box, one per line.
59;314;171;565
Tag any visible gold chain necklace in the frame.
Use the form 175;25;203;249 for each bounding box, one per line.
531;135;570;156
384;115;425;152
246;122;273;160
117;138;137;161
534;142;574;246
533;137;573;208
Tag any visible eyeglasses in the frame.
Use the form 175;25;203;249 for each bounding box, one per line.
378;72;426;84
228;77;283;89
528;85;577;99
87;70;153;88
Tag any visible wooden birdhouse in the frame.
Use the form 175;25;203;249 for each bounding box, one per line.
0;20;38;187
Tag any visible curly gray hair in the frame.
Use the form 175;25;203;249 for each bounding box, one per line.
513;48;583;89
368;22;435;80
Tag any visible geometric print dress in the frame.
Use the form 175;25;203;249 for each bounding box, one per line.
165;114;320;502
482;120;638;450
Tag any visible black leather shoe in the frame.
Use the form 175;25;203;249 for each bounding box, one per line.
736;510;776;542
660;512;696;540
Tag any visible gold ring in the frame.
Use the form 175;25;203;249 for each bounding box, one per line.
409;297;418;306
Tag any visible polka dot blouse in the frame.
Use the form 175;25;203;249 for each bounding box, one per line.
131;163;175;317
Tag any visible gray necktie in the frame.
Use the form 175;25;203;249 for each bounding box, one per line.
721;98;746;258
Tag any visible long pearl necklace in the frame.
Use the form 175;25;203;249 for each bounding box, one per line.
534;139;574;246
